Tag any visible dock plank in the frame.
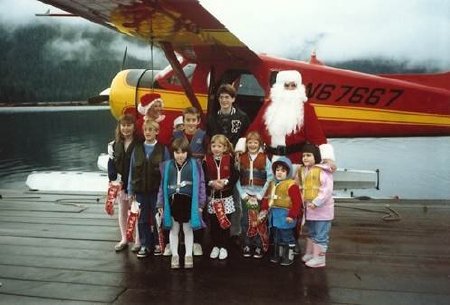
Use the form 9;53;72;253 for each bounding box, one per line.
0;295;109;305
0;191;449;305
0;278;124;303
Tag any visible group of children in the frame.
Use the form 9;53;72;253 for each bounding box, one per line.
107;94;334;270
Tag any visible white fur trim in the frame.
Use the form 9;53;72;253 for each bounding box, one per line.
173;115;183;127
137;98;163;115
319;143;335;161
107;141;114;159
235;137;247;153
276;70;302;86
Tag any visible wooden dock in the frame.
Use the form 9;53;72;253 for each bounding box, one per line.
0;189;449;305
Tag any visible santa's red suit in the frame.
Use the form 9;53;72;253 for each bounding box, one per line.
136;116;172;146
237;70;334;164
247;102;329;164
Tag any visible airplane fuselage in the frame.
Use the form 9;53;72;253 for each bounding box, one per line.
109;53;450;137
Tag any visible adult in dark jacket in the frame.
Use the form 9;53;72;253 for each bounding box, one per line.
206;84;250;242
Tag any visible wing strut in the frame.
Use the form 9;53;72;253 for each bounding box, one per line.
160;41;205;122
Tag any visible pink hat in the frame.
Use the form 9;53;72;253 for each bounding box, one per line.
138;93;163;115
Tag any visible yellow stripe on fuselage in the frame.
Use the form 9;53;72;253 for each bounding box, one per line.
152;89;208;111
313;104;450;127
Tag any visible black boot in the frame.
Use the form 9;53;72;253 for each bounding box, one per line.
270;244;281;263
280;245;295;266
294;238;301;256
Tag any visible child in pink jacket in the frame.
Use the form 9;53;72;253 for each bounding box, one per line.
297;143;334;268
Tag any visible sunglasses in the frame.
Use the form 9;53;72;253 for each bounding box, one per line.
284;82;297;89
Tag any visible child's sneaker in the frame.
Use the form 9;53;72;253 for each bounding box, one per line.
302;253;314;263
154;245;162;256
137;247;149;258
243;246;251;257
210;247;220;259
163;245;172;256
184;256;193;269
131;244;141;253
219;248;228;260
253;247;263;259
114;242;128;252
171;255;180;269
193;243;203;256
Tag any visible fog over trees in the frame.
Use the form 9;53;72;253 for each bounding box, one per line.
0;23;436;104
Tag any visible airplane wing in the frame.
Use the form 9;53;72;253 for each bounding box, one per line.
38;0;260;65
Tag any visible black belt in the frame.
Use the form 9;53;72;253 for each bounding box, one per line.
266;144;303;156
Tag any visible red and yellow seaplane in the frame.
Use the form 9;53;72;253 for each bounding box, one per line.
38;0;449;137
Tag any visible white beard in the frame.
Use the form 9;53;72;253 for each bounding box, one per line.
264;84;306;146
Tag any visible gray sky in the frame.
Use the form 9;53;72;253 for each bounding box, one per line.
1;0;449;69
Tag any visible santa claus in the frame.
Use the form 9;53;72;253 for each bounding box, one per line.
135;92;172;146
236;70;334;165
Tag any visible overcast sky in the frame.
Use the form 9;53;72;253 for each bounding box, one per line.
1;0;449;69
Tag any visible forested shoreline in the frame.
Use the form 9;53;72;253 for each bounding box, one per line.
0;23;436;104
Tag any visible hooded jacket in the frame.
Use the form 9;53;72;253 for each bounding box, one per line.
298;164;334;220
262;156;303;229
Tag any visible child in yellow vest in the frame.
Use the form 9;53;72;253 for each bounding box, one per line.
260;157;302;266
297;143;334;268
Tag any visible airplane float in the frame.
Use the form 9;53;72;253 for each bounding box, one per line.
37;0;449;138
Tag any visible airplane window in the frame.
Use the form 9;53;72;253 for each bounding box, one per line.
125;69;161;88
234;73;265;121
167;63;197;85
236;74;264;97
125;69;146;86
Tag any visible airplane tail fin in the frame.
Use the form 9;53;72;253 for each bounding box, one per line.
379;72;450;91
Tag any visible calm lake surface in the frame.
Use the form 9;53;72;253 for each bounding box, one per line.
0;106;449;199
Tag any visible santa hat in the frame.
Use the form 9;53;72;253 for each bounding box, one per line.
173;115;184;128
275;70;302;86
138;93;163;115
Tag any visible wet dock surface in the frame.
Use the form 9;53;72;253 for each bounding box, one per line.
0;189;449;305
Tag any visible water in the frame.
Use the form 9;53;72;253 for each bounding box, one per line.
329;137;450;199
0;107;449;199
0;106;116;190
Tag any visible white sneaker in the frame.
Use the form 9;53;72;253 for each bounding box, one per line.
193;243;203;256
163;245;172;256
210;247;220;259
305;244;326;268
171;255;180;269
184;256;193;269
219;248;228;260
302;253;313;263
305;255;326;268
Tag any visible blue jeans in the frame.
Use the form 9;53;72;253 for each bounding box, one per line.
136;192;157;249
272;227;295;246
306;220;331;249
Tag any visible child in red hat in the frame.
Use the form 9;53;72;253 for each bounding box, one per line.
135;93;172;146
